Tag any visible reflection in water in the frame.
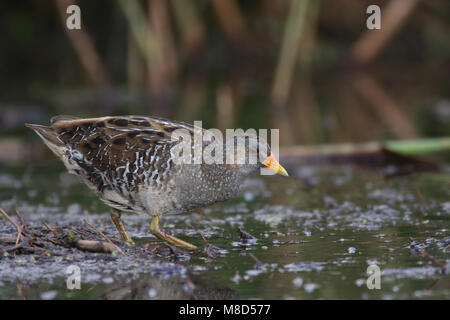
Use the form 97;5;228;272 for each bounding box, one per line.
96;275;240;300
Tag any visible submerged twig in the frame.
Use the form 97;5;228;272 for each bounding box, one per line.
43;222;59;236
418;249;446;273
198;234;226;259
410;237;447;274
15;210;27;230
72;239;119;254
427;276;444;291
84;219;125;256
248;253;264;269
414;186;427;220
237;227;258;242
15;224;24;245
197;208;204;223
199;232;208;244
0;208;27;247
0;208;21;232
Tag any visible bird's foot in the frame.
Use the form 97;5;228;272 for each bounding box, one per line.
150;216;197;250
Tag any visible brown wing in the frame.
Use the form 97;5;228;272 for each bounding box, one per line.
50;115;199;193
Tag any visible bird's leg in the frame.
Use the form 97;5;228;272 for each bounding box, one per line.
150;216;197;250
110;209;134;244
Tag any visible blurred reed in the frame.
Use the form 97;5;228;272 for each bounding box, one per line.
1;0;448;152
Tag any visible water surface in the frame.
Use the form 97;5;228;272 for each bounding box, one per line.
0;162;449;299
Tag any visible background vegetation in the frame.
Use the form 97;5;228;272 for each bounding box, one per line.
0;0;449;155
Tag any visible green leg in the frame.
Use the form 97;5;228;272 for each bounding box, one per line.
110;209;134;244
150;216;197;250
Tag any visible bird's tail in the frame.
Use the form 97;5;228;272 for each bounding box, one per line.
25;123;66;157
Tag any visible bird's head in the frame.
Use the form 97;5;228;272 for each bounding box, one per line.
224;133;288;177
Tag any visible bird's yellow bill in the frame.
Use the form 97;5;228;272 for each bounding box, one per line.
263;152;289;176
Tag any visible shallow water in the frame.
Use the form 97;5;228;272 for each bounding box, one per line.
0;161;449;299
